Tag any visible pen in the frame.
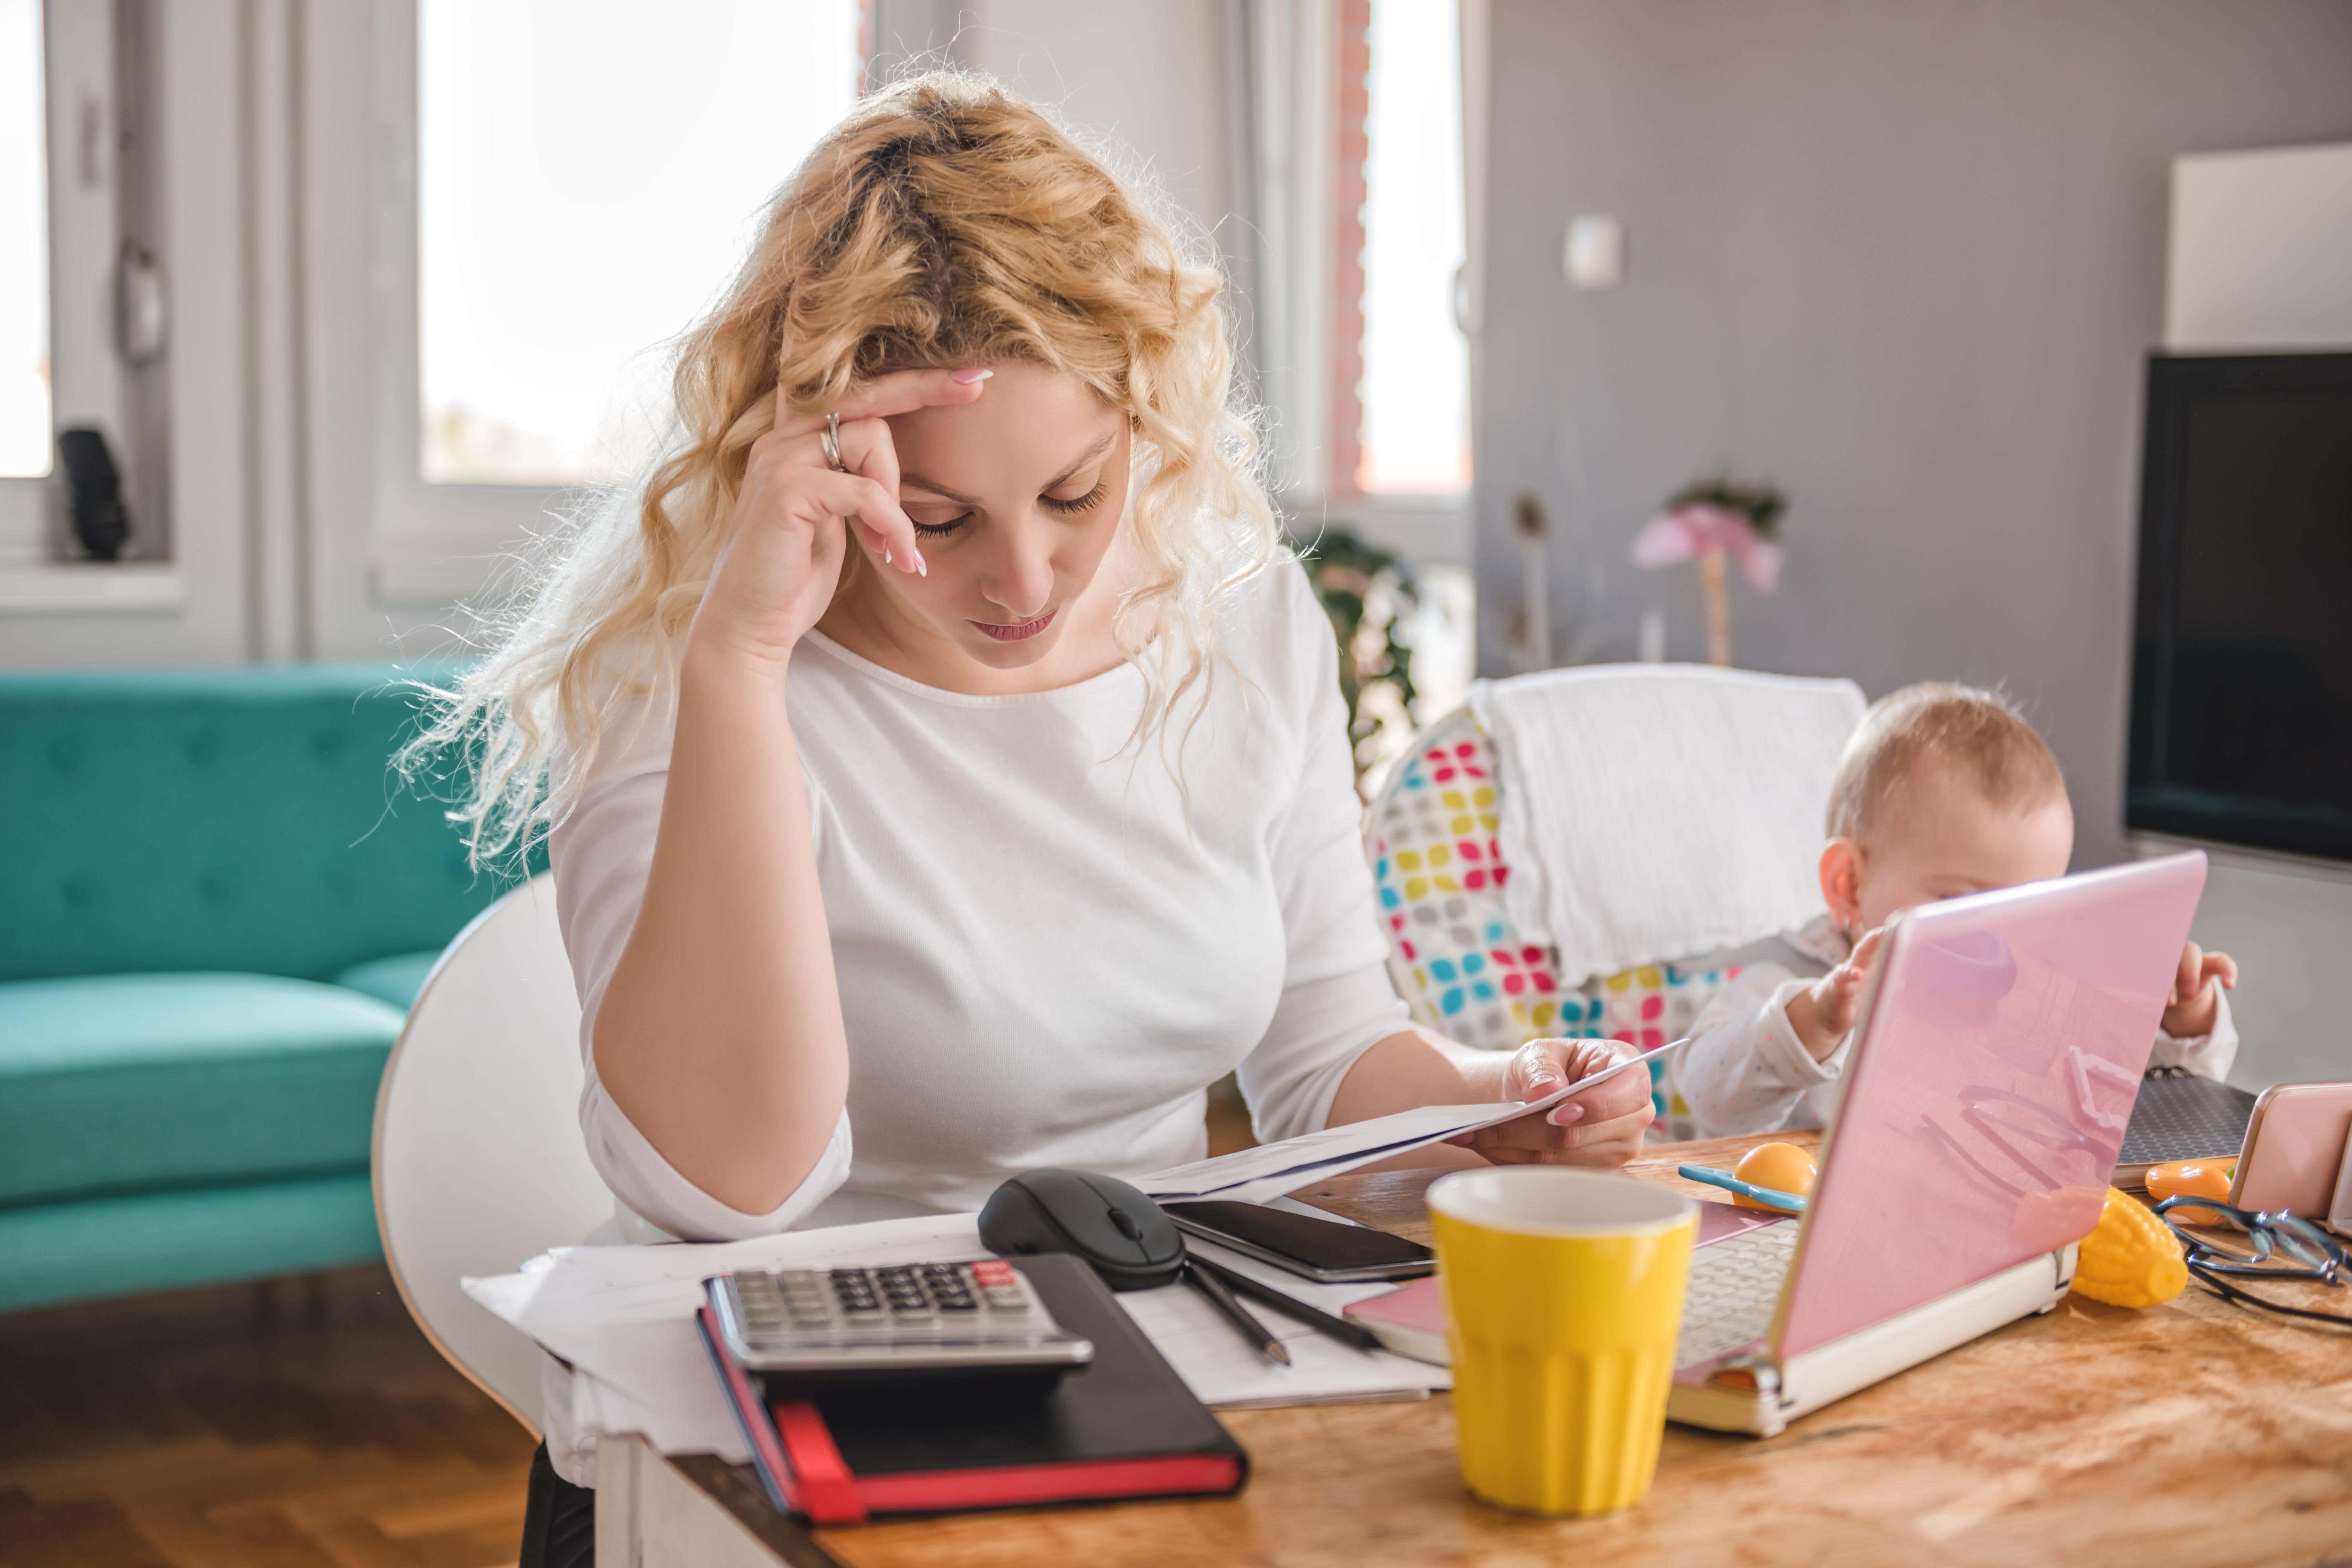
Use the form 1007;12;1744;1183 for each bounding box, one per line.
1187;1252;1386;1354
1182;1258;1291;1365
1676;1163;1809;1212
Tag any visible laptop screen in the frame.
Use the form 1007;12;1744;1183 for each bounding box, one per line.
1774;852;2208;1360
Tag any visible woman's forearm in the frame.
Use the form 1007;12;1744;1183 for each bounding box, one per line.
590;646;849;1214
1325;1027;1656;1171
1325;1028;1512;1125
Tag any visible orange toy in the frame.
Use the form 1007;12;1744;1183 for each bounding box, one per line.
1731;1142;1818;1213
2144;1157;2236;1224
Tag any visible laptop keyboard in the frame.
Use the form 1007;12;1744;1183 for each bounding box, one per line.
1677;1222;1799;1368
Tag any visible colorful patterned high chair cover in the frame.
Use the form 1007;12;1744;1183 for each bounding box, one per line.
1364;709;1727;1141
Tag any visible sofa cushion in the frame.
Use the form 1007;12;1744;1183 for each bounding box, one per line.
331;949;445;1012
0;1171;381;1313
0;663;535;985
0;973;406;1207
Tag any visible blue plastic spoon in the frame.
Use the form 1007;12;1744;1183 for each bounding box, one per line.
1677;1163;1809;1213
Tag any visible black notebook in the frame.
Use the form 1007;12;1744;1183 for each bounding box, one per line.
2114;1073;2259;1186
700;1252;1249;1525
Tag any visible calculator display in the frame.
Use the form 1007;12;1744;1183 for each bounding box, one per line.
708;1260;1094;1378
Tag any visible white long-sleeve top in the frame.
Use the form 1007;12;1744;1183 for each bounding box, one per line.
1676;914;2240;1138
539;560;1409;1483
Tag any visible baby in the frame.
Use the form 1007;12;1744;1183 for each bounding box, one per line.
1677;682;2239;1138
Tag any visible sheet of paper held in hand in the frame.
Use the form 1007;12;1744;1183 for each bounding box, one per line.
1138;1038;1683;1205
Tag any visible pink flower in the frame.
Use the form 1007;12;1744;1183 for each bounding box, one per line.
1630;503;1784;593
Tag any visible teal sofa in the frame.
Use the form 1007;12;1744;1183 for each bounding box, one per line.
0;665;530;1312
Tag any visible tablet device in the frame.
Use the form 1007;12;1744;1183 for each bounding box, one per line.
2230;1080;2352;1220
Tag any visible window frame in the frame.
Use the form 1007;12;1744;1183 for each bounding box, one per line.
0;0;155;569
368;0;561;606
365;0;873;607
1247;0;1474;570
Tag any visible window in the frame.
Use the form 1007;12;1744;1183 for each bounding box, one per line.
1247;0;1476;778
1352;0;1468;495
0;0;151;573
0;0;47;481
415;0;861;487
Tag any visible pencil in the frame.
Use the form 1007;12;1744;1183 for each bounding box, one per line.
1186;1253;1386;1354
1182;1258;1291;1366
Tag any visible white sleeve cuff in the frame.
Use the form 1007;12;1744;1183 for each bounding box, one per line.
1755;979;1848;1088
579;1084;854;1243
2151;988;2239;1080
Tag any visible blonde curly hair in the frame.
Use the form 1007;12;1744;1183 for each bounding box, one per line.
407;71;1279;866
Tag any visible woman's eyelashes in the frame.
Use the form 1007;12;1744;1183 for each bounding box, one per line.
903;481;1108;538
1041;480;1108;516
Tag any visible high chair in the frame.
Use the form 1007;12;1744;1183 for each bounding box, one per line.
1362;666;1865;1141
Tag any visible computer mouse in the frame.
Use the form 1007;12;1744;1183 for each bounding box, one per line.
978;1169;1187;1291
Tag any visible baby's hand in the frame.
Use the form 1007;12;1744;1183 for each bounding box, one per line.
2162;941;2237;1038
1785;927;1884;1061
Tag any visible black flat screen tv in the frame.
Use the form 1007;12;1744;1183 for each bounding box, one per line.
2128;352;2352;862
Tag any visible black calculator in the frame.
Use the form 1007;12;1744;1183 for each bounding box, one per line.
706;1260;1094;1384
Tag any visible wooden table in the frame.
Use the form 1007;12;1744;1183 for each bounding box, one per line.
598;1133;2352;1568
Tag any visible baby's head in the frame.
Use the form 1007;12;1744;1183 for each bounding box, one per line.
1820;683;2073;936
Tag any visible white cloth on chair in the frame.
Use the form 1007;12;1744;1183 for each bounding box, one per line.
1469;664;1867;990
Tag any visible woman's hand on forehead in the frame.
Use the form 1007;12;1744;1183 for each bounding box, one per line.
775;366;992;438
685;368;992;672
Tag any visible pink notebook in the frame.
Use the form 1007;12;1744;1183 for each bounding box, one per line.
1344;1204;1785;1365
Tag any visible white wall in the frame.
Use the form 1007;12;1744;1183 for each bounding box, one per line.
2157;139;2352;1091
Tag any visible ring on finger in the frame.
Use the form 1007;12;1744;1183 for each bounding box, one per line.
820;412;846;472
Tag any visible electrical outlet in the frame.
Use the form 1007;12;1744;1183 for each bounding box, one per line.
1564;215;1623;289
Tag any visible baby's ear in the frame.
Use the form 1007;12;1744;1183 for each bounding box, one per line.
1818;838;1862;928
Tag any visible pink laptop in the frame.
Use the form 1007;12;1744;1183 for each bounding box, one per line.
1666;850;2208;1434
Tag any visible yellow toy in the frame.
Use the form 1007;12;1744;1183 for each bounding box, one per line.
2070;1187;2188;1309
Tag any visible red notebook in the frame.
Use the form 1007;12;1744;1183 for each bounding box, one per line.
698;1253;1248;1526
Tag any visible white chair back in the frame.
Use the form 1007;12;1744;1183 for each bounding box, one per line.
372;874;611;1434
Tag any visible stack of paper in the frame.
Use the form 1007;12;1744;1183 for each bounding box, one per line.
462;1212;1447;1466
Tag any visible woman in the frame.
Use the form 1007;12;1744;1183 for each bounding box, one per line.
420;73;1651;1556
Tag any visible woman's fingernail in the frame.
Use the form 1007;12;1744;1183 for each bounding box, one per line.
909;546;928;576
1548;1102;1585;1127
953;368;994;384
883;547;893;566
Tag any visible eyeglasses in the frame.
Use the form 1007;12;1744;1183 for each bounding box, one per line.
2154;1195;2352;1328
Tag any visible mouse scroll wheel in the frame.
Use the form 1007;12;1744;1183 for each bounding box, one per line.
1110;1209;1143;1242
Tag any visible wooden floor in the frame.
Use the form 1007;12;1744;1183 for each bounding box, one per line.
0;1267;535;1568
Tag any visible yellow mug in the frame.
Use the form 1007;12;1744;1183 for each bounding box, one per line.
1428;1167;1696;1516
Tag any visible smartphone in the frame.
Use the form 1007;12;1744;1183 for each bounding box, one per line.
1160;1200;1434;1283
2228;1081;2352;1220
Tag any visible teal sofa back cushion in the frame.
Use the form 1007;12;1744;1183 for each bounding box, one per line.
0;663;527;984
